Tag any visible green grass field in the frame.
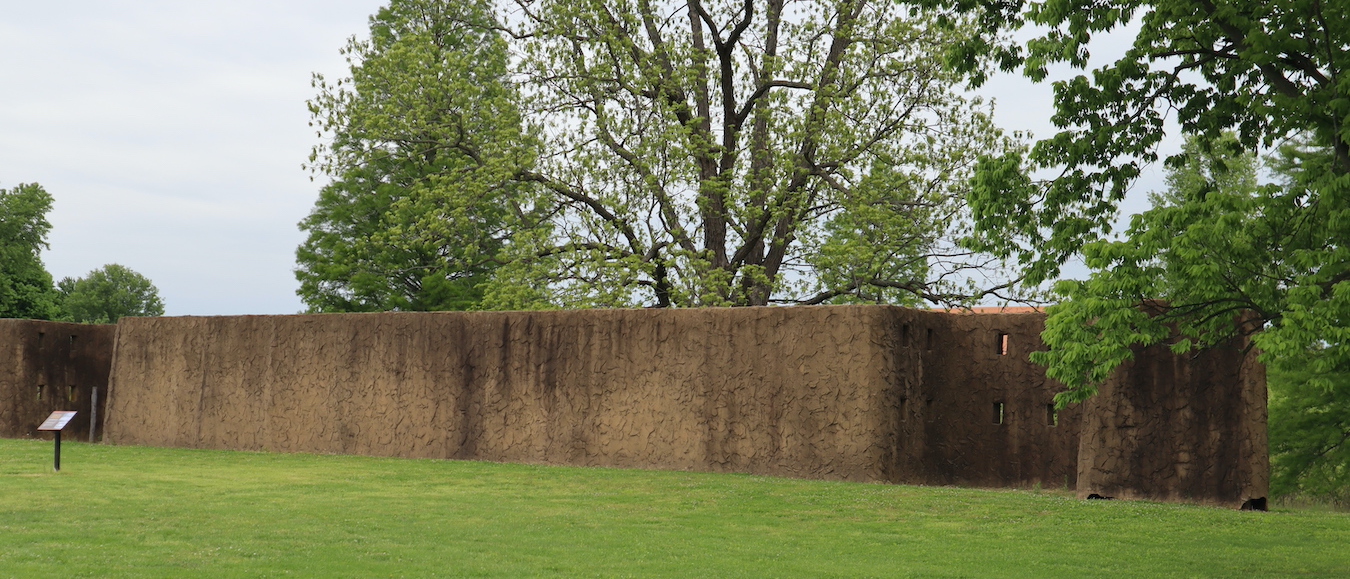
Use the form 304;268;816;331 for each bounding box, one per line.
1;439;1347;578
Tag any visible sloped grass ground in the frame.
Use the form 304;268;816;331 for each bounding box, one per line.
1;439;1346;578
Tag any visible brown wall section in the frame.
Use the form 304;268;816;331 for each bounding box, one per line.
0;319;116;441
901;311;1082;489
82;305;1266;507
1076;338;1270;508
106;308;903;482
105;307;1086;487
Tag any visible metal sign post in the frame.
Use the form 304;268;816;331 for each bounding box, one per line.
37;411;77;472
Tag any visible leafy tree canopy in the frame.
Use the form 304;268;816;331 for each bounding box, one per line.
304;0;1028;311
920;0;1349;398
297;0;534;312
479;0;1023;308
1269;362;1350;506
1032;133;1322;401
0;183;59;320
57;264;165;324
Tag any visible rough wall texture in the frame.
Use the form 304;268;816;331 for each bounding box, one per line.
0;319;116;441
896;310;1082;489
95;306;1266;507
106;308;906;482
1076;337;1270;508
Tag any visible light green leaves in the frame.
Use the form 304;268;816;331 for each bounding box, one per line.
297;0;535;313
302;0;1030;310
496;0;1024;307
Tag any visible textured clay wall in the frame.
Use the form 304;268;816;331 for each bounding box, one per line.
892;311;1082;489
0;319;116;441
1076;337;1269;508
99;306;1266;506
105;307;911;482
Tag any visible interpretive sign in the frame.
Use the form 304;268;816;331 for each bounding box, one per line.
37;411;76;471
38;411;77;431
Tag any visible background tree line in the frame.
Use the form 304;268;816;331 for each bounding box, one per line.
1;183;164;324
299;0;1346;504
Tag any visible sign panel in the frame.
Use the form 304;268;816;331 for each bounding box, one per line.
38;411;77;431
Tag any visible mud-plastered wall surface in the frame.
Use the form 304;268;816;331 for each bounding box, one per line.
1076;336;1269;509
0;319;116;441
100;305;1267;506
105;307;912;482
892;311;1082;489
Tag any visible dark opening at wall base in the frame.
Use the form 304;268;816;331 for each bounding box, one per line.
1240;497;1268;511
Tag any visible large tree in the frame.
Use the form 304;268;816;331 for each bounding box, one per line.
926;0;1350;400
1269;362;1350;505
57;264;165;324
297;0;534;312
0;183;59;320
476;0;1021;308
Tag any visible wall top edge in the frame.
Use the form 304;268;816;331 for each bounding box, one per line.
0;318;117;328
112;305;1050;327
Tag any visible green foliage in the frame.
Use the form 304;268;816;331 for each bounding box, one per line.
0;183;59;320
933;1;1350;286
484;0;1023;308
1269;364;1350;506
297;0;535;312
1032;134;1348;403
921;1;1349;400
5;439;1350;577
56;264;165;324
304;1;1031;309
1031;133;1290;401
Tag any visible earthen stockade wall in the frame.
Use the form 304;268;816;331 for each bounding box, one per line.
1;306;1268;508
0;319;115;442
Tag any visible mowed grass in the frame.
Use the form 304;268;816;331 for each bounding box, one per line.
1;439;1347;578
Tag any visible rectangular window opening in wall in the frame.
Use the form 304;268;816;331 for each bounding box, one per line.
993;402;1005;425
37;384;44;402
1046;403;1058;426
926;328;934;350
70;334;77;345
997;332;1009;356
69;385;77;403
901;324;911;346
899;397;908;421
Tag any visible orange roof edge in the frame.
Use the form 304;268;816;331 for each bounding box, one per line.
934;306;1044;314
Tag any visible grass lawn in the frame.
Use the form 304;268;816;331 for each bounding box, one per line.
1;439;1347;578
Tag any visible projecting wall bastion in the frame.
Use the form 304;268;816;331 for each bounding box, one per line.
0;306;1268;508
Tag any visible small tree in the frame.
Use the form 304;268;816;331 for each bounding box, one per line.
57;264;165;324
0;183;59;320
297;0;533;312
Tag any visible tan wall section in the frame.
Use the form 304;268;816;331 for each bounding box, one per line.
0;319;116;441
105;307;904;482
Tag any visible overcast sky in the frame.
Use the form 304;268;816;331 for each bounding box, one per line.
1;1;1172;316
